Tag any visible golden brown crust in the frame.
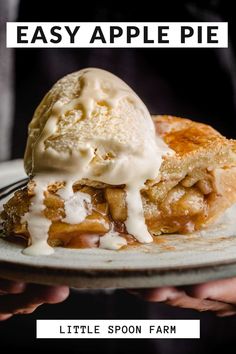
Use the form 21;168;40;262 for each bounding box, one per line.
153;115;224;155
2;115;236;247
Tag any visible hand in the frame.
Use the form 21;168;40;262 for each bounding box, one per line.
128;277;236;317
0;278;69;321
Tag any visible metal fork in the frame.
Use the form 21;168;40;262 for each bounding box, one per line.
0;178;29;200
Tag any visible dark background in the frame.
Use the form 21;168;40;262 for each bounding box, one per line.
2;289;236;353
12;0;236;158
2;0;236;353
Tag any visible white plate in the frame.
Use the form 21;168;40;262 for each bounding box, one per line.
1;160;236;289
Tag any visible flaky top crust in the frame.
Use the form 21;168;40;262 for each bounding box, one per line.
153;115;235;156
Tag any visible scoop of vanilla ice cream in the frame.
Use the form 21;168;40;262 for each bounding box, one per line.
25;68;162;180
23;68;168;255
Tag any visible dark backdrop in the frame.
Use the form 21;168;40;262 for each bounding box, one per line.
4;1;236;353
12;0;236;158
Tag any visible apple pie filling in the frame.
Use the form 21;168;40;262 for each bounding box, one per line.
1;166;222;249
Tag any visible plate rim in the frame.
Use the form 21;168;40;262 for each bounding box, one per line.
1;258;236;289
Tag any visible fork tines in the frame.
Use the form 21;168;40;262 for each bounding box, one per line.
0;178;29;200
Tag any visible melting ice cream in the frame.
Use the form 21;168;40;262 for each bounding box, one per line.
23;68;169;255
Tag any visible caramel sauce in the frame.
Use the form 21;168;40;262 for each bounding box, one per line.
65;234;100;249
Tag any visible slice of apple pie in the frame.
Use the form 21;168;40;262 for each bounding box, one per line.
2;115;236;250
